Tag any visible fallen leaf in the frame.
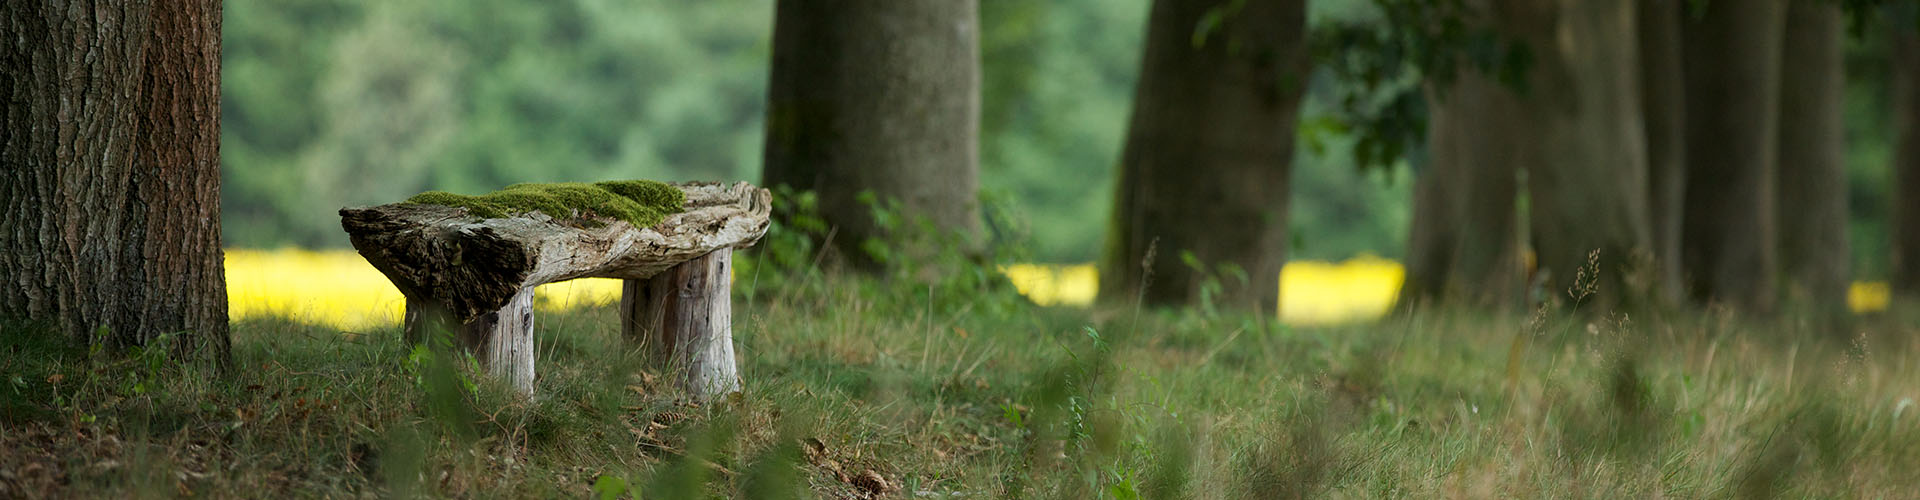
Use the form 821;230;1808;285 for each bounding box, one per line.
853;470;890;495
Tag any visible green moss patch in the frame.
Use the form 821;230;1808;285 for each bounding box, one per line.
406;180;685;228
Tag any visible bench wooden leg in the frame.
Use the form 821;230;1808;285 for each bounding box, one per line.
620;249;740;399
404;287;537;396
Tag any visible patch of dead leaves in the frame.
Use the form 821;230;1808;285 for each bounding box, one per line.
800;437;895;497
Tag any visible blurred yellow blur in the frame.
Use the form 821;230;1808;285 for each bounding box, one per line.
225;248;624;331
1850;281;1891;313
1002;254;1405;325
226;249;1890;331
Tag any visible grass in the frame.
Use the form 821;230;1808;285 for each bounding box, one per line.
5;251;1920;498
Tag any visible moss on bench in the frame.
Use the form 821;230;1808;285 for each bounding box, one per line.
405;180;686;228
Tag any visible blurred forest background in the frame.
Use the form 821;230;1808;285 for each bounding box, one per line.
226;0;1590;266
220;0;1905;275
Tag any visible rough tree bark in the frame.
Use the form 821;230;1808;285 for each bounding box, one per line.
762;0;981;268
1639;0;1687;303
0;0;229;362
1894;23;1920;297
1680;0;1787;311
1516;0;1653;311
1100;0;1310;312
1775;0;1850;309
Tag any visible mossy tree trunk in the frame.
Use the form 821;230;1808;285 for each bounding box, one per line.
1100;0;1310;312
0;0;229;362
1680;0;1786;312
1639;0;1687;303
1893;22;1920;297
761;0;981;270
1775;0;1850;310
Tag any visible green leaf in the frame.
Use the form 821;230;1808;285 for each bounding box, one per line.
593;474;629;500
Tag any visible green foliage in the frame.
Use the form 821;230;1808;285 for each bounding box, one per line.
222;0;769;247
1308;0;1532;174
740;187;1035;319
1845;23;1899;279
405;179;684;227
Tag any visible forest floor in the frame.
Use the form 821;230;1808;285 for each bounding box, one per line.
4;263;1920;499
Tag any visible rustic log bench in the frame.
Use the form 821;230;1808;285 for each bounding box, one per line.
338;181;771;399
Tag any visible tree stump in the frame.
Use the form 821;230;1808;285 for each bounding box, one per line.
406;288;536;394
620;250;739;398
341;181;770;398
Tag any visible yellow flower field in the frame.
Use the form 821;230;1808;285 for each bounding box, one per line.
1000;254;1407;325
225;248;625;331
225;249;1892;330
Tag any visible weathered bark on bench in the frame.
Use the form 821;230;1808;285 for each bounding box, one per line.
620;250;739;398
342;182;770;323
341;181;769;397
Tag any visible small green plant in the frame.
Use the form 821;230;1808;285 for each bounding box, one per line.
1179;251;1252;319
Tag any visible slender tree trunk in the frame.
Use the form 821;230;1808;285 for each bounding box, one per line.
1519;0;1653;311
1893;24;1920;297
1100;0;1310;312
1640;0;1687;303
0;0;228;362
1775;0;1850;310
1399;74;1526;310
1680;0;1786;312
762;0;981;269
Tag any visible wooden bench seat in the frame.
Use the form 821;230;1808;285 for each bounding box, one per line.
339;181;771;398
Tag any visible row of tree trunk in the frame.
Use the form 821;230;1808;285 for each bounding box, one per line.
758;0;1317;314
1399;0;1885;315
761;0;1920;316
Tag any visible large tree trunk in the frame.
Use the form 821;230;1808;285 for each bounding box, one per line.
1775;0;1850;310
1399;74;1526;310
1894;23;1920;297
1679;0;1787;312
761;0;981;269
1518;0;1653;311
1100;0;1310;312
0;0;229;362
1639;0;1687;303
1400;0;1648;311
